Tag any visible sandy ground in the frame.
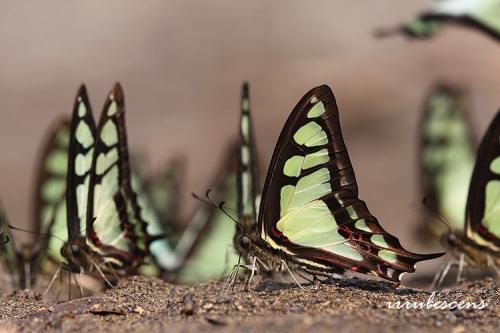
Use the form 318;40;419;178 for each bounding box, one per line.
0;276;498;333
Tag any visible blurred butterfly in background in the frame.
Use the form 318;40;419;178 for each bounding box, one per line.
376;0;500;40
0;119;70;290
172;144;240;284
229;83;443;290
431;111;500;287
418;85;476;244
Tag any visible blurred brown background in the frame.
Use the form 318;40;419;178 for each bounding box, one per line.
1;1;500;270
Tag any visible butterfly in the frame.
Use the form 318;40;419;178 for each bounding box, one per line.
232;84;444;286
432;111;500;285
0;119;70;289
60;83;155;280
381;0;500;40
418;85;476;244
172;144;241;284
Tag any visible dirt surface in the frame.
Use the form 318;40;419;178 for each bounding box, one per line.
0;276;498;333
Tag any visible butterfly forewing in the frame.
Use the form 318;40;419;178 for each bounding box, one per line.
85;83;149;269
237;82;260;231
67;85;97;241
258;85;442;281
465;111;500;252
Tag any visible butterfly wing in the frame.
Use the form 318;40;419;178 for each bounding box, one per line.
132;169;177;275
258;85;443;282
33;118;71;264
465;111;500;252
419;85;475;236
85;83;149;271
66;85;97;244
402;0;500;39
237;82;260;231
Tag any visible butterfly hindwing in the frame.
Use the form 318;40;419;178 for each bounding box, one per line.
258;85;442;282
465;111;500;252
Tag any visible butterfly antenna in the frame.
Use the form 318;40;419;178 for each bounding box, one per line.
205;190;245;234
191;191;214;207
192;190;245;234
421;197;453;235
8;224;66;244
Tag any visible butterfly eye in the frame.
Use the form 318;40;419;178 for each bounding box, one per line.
71;244;80;254
240;236;251;249
447;233;457;244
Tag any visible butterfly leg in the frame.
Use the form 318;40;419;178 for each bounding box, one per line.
220;254;246;295
244;256;258;291
89;259;115;288
42;264;62;298
456;254;465;283
280;260;305;290
430;259;458;290
78;267;85;297
68;271;72;300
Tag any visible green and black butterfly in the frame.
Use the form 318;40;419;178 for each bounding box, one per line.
0;119;70;289
173;144;240;284
59;83;156;280
418;85;476;244
378;0;500;40
232;84;443;286
432;111;500;285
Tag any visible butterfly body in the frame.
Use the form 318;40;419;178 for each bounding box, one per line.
235;84;443;284
445;231;499;269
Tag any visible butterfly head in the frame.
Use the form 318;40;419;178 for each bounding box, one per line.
238;234;251;250
61;237;91;271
